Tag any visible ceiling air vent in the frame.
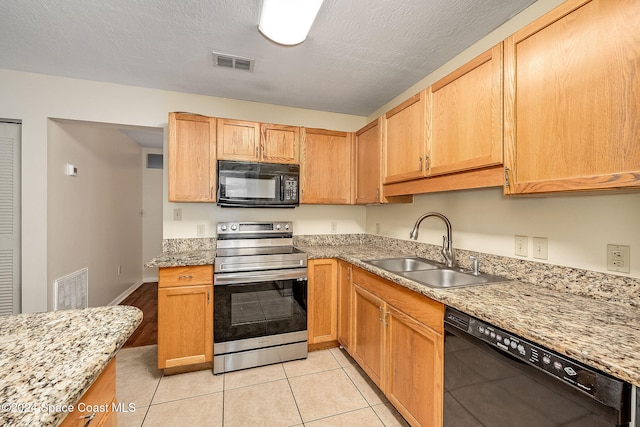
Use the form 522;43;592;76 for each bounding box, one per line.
212;52;255;72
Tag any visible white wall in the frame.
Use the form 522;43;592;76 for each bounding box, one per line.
0;68;365;313
367;188;640;278
47;120;143;308
142;148;163;282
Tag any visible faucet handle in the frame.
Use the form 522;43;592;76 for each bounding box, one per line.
469;256;479;275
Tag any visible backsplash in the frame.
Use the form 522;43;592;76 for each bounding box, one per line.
294;234;640;308
160;234;639;308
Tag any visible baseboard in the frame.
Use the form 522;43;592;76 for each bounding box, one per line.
109;280;144;306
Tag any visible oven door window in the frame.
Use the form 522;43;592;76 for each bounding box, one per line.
214;279;307;343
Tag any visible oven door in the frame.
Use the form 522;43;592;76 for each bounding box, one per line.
214;268;307;346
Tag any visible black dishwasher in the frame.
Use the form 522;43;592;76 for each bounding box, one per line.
444;307;634;426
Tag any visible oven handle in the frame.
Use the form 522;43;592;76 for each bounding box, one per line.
214;268;308;286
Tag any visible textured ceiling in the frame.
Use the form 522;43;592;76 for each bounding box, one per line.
0;0;536;116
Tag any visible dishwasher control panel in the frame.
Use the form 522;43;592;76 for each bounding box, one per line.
445;307;629;409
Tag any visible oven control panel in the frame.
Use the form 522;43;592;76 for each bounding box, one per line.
445;308;629;408
217;221;292;235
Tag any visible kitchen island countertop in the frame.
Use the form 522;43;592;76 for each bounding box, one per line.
0;305;142;427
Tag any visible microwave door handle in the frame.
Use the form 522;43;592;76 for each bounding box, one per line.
280;175;285;201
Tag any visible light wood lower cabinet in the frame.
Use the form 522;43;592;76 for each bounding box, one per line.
351;266;444;427
158;265;213;370
336;261;352;351
307;259;338;346
61;358;117;427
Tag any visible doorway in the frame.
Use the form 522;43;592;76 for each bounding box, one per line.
0;121;21;315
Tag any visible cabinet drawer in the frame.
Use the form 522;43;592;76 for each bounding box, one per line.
60;358;116;427
159;265;213;288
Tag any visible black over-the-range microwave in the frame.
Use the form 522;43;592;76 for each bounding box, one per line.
217;160;299;208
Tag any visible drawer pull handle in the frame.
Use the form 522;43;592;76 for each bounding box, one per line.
82;412;96;426
178;275;193;279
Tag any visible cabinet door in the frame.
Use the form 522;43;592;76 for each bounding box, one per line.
386;306;443;427
217;118;260;161
351;284;385;388
429;43;503;176
261;124;300;164
337;261;352;351
308;259;338;345
383;92;427;184
300;128;353;204
158;284;213;369
504;0;640;194
168;113;216;202
355;118;383;204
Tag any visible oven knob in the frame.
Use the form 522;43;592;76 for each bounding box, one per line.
276;224;281;230
284;224;290;230
231;224;237;231
517;344;526;354
220;225;227;231
478;326;485;334
503;338;510;346
543;356;551;365
553;361;563;371
510;341;517;349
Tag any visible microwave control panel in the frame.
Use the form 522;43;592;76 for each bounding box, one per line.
284;177;298;201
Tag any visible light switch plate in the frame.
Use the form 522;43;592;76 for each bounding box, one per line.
514;235;528;257
533;237;548;260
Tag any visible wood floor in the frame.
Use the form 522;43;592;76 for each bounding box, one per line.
119;282;157;348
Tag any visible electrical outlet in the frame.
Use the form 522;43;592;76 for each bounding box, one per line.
173;208;182;221
607;244;630;273
197;224;205;237
514;235;528;257
330;222;337;234
533;237;548;260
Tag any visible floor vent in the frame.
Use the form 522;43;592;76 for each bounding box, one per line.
54;268;88;310
212;52;255;72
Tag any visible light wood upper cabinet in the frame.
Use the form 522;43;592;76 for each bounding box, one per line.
308;259;338;346
158;265;213;370
504;0;640;194
300;128;354;204
428;43;503;176
217;118;261;161
168;113;216;202
355;118;384;204
261;123;300;164
383;92;427;184
217;119;300;164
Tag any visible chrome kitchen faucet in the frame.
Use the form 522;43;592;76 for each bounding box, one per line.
409;212;456;268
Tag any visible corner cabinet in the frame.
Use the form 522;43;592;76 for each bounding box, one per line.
158;265;213;370
503;0;640;194
300;128;354;204
168;113;217;202
351;266;444;427
307;259;338;348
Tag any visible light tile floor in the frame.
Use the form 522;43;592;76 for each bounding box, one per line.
116;345;410;427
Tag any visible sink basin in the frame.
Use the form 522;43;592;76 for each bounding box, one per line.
401;269;508;289
364;257;441;272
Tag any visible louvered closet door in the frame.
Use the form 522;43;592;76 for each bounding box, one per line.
0;122;21;315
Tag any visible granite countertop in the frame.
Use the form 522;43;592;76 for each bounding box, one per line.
0;305;142;427
145;239;640;387
298;244;640;388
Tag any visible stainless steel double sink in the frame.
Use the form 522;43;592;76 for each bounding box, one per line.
363;257;508;289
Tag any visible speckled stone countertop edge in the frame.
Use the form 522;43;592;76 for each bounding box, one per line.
0;306;143;427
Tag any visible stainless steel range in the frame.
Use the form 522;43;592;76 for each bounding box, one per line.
213;221;308;374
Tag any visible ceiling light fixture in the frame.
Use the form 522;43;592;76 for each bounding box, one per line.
258;0;324;46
